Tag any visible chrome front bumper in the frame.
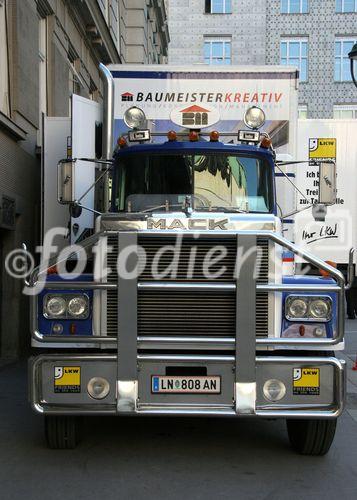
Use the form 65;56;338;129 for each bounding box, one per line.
29;354;345;418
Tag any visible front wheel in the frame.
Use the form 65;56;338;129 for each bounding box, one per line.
44;416;80;449
286;418;337;455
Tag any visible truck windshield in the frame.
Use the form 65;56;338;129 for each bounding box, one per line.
113;153;273;213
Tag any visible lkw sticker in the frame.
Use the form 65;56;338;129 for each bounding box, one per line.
293;368;320;396
54;366;81;393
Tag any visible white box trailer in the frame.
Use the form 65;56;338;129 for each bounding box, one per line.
294;119;357;266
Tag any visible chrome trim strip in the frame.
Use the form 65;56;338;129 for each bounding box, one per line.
42;282;117;290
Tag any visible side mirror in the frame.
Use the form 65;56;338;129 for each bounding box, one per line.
318;161;336;206
58;161;75;204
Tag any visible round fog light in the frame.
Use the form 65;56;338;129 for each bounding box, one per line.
263;379;286;402
52;323;63;334
313;327;325;337
87;377;110;400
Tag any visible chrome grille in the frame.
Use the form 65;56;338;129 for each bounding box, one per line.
105;234;269;339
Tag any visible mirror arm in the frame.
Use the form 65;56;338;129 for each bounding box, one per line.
281;203;314;220
77;164;112;204
275;162;311;204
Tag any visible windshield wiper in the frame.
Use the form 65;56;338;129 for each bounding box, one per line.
197;206;248;213
141;203;185;213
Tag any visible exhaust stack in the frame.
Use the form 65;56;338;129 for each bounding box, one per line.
99;63;114;161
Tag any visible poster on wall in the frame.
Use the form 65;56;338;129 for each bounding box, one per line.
295;120;357;264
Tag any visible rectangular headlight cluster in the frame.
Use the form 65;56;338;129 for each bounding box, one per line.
285;295;332;322
43;294;89;320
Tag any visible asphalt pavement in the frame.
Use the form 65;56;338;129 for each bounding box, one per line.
0;324;357;500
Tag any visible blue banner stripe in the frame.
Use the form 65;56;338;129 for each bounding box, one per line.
110;70;297;80
275;172;295;177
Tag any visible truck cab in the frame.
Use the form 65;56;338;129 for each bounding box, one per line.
28;64;345;454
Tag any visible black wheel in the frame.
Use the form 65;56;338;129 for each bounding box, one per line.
286;418;337;455
44;416;80;449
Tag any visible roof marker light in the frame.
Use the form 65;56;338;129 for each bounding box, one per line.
167;130;177;141
210;131;219;142
260;136;272;149
117;136;127;148
189;130;199;142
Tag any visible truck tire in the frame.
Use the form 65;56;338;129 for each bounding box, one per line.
45;416;80;449
286;418;337;455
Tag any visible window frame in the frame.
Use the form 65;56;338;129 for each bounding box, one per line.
336;0;357;13
298;105;308;119
204;37;232;65
333;104;357;118
280;38;309;82
205;0;232;14
281;0;309;14
334;37;357;82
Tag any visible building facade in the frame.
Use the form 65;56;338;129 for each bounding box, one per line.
266;0;357;119
166;0;267;65
166;0;357;118
0;0;169;361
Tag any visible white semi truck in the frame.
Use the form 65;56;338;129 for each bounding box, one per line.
26;65;347;454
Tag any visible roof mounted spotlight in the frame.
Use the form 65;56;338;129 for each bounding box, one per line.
243;106;266;130
123;106;147;129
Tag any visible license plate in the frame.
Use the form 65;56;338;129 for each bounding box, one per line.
151;376;221;394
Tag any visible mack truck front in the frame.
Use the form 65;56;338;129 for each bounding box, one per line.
27;65;346;453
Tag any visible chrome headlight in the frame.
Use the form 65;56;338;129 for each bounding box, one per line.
285;295;332;322
123;106;147;129
44;296;67;318
68;296;88;318
43;294;89;319
309;299;331;319
243;106;266;129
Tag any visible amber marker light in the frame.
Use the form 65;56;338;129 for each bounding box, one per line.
260;136;272;149
167;130;177;141
319;261;337;278
189;130;199;142
210;130;220;142
117;136;127;148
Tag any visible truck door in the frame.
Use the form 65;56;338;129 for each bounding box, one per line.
71;95;103;244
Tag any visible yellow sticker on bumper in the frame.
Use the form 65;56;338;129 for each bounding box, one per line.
293;368;320;396
54;366;81;393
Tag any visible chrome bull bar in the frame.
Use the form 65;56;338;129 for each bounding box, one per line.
30;230;345;348
28;230;345;416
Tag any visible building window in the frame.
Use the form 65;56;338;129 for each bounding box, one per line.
205;0;232;14
280;39;308;82
0;0;10;116
335;38;357;81
333;104;357;118
336;0;357;13
298;105;308;119
204;38;231;64
281;0;308;13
